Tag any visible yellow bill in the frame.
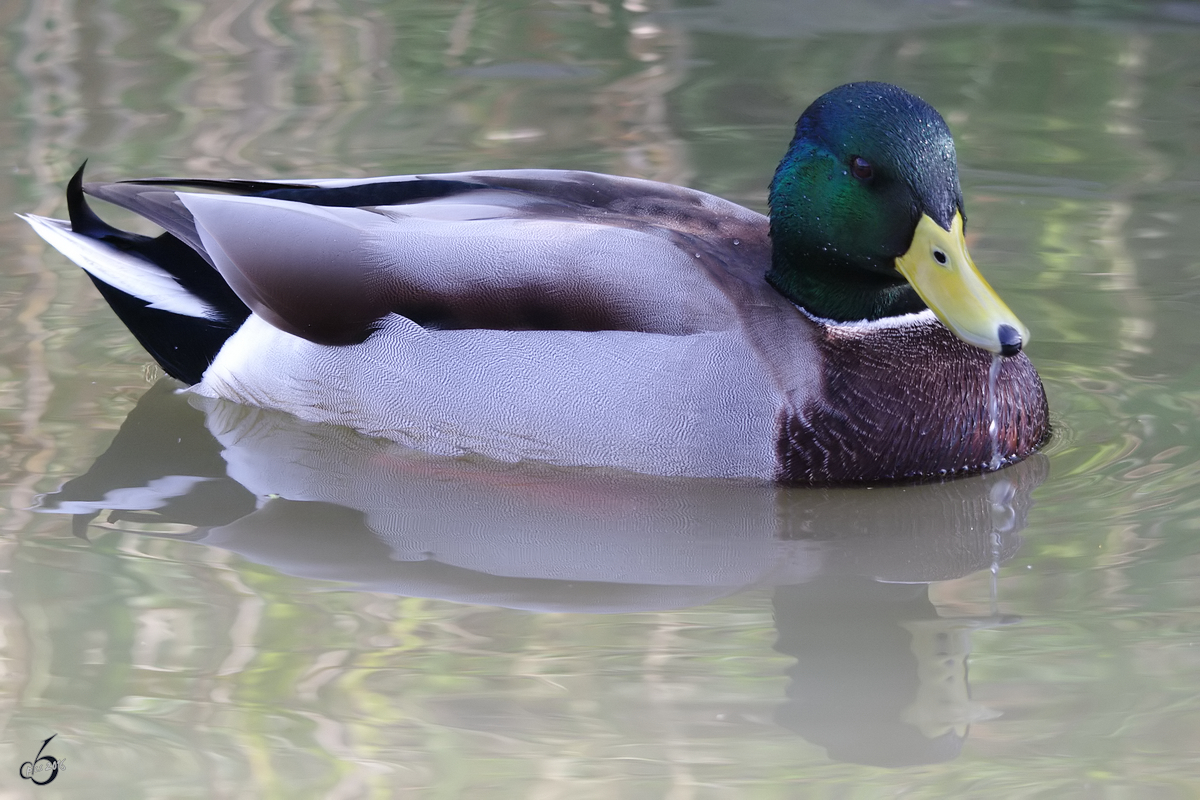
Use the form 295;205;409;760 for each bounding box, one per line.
895;212;1028;356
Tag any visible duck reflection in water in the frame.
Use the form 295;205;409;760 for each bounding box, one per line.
40;381;1046;768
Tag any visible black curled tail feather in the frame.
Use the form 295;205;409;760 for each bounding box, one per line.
66;163;250;384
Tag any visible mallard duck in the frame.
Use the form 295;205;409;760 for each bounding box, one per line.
23;81;1048;483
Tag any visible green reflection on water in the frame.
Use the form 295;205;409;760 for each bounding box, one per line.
2;0;1200;796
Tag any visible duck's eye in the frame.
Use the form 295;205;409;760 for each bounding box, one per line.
849;156;874;181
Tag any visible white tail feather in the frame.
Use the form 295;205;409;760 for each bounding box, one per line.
19;214;218;320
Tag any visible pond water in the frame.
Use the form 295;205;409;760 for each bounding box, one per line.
3;0;1200;796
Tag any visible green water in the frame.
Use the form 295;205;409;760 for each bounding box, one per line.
3;0;1200;796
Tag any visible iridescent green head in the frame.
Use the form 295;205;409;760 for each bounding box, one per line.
768;82;1027;355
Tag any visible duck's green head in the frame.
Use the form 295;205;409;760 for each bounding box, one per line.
768;81;1027;356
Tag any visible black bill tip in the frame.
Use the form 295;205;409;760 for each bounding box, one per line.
997;324;1022;357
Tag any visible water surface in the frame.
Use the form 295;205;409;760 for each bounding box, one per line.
2;0;1200;796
